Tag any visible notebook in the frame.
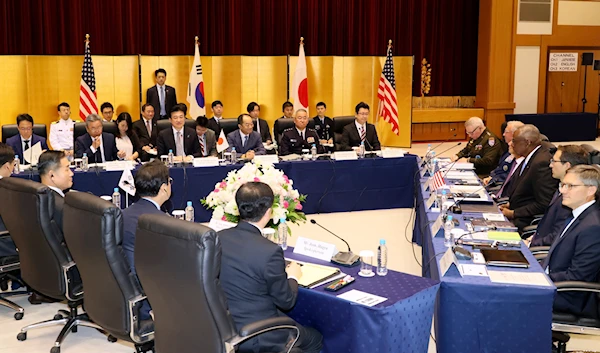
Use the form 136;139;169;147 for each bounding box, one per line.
480;249;530;268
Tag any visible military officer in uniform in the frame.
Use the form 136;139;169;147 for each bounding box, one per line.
279;109;325;156
451;117;502;178
49;102;76;157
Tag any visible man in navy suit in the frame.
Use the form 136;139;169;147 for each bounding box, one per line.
122;160;171;319
74;114;124;162
146;68;177;120
226;114;266;160
543;165;600;318
218;182;322;353
5;114;48;165
530;145;589;246
483;121;524;188
156;104;201;161
340;102;381;151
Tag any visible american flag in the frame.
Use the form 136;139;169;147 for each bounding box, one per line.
377;46;399;135
79;40;98;121
430;170;446;191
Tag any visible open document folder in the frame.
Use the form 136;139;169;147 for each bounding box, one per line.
285;259;345;289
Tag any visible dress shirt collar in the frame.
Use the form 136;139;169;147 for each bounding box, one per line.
246;221;264;233
296;128;306;136
172;126;184;134
213;116;222;122
47;186;65;198
142;197;161;210
522;145;542;171
571;200;596;220
156;83;165;91
239;130;250;140
143;116;153;123
355;120;366;132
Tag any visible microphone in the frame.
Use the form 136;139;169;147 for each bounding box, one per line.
310;219;360;267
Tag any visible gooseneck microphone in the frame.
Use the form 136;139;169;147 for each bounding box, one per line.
310;219;360;267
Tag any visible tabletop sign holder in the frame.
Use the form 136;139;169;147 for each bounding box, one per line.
439;247;463;277
293;236;338;262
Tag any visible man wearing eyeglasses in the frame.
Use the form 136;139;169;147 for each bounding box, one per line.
529;145;589;246
5;114;48;165
451;117;502;178
541;164;600;319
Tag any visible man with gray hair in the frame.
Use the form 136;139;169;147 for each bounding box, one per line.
279;109;324;156
451;117;502;177
484;120;525;187
75;113;124;162
499;124;557;232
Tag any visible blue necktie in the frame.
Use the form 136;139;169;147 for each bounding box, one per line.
243;135;248;148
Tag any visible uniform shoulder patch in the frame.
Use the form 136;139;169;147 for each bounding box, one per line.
488;137;495;146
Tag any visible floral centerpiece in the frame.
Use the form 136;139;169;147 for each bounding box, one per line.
201;162;307;232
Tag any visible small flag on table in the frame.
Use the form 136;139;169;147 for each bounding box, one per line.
118;168;136;196
217;130;229;153
79;34;98;121
430;170;446;191
187;36;206;118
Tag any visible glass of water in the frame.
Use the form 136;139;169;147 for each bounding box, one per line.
358;250;375;277
172;210;185;220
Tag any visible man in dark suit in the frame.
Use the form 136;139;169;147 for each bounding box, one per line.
207;100;224;136
75;114;124;162
156;104;201;161
146;68;177;120
122;160;171;320
279;109;325;156
38;150;73;232
313;101;334;144
195;116;218;157
100;102;115;122
542;165;600;318
247;102;272;144
218;182;323;353
340;101;381;151
6;114;49;165
0;144;18;258
226;114;266;159
530;145;589;246
483;121;524;188
500;125;558;232
132;104;158;148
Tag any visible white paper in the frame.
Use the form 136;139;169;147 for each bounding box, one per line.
430;216;444;238
460;264;489;277
23;142;43;165
488;271;553;287
103;160;136;171
333;151;358;161
208;218;237;232
483;213;505;221
254;155;279;165
293;237;338;262
337;289;388;307
193;157;220;167
471;252;486;264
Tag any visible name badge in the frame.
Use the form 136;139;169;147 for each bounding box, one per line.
293;237;338;262
290;139;297;143
307;137;315;143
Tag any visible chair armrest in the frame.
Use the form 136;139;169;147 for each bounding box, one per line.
529;246;550;262
521;226;537;240
555;281;600;293
523;225;538;233
239;317;297;337
0;230;9;237
530;214;545;225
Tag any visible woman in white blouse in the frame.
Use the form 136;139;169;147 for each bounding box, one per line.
114;113;142;161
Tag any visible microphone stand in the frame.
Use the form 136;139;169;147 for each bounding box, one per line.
310;219;360;267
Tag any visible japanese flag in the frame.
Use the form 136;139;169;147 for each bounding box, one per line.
216;130;229;153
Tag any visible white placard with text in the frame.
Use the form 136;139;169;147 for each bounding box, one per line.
193;157;220;167
293;237;338;262
439;247;463;277
426;192;437;209
254;155;280;165
548;53;578;72
430;215;444;239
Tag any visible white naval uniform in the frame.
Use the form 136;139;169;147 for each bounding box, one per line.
49;119;75;151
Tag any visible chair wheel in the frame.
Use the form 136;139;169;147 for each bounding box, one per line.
50;347;60;353
53;314;63;320
17;332;26;341
14;312;24;320
107;335;117;343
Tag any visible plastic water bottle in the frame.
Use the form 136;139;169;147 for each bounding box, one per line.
359;141;365;158
428;151;436;175
112;188;121;209
440;189;449;215
185;201;194;222
444;215;454;247
311;144;317;160
231;147;237;163
277;218;288;250
81;153;89;171
377;239;388;276
167;149;174;167
425;144;432;163
13;156;20;174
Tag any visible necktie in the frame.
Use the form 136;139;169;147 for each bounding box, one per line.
497;162;518;197
24;140;30;151
176;132;184;156
146;119;152;135
243;135;248;148
159;86;166;116
360;126;366;142
256;120;261;134
300;132;304;141
199;137;205;156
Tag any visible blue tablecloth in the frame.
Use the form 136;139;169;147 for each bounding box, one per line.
15;156;418;222
414;176;556;352
285;249;440;353
506;112;598;142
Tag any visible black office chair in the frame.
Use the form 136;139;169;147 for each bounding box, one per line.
0;178;99;353
156;118;197;133
273;118;316;145
220;118;240;137
62;192;154;352
332;116;355;151
135;214;299;353
1;124;48;143
0;253;26;320
581;144;600;165
73;121;119;147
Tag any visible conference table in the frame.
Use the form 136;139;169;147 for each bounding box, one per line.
285;249;440;353
413;162;556;353
15;156;419;222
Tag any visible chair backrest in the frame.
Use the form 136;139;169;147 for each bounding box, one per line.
273;118;316;144
73;121;119;146
2;124;48;143
581;144;600;165
136;214;236;353
64;192;144;341
0;178;75;299
333;116;355;150
156;118;197;133
220;118;240;137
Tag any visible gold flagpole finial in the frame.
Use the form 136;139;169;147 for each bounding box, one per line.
85;34;90;43
195;36;199;45
300;37;304;45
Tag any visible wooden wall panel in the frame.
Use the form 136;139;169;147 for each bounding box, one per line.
1;56;28;129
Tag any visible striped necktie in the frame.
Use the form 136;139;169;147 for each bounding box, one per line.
360;126;366;142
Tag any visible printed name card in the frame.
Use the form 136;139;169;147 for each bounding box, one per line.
431;215;444;239
193;157;220;167
423;177;432;191
426;192;437;209
293;237;338;262
439;247;462;277
381;149;405;158
334;151;358;161
254;155;280;165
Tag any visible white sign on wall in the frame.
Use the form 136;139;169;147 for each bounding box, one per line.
548;53;578;72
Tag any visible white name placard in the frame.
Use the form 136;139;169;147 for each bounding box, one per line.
293;236;338;262
333;151;358;161
254;155;280;165
381;149;405;158
431;215;444;239
426;192;437;209
423;177;432;191
193;157;220;167
439;247;462;277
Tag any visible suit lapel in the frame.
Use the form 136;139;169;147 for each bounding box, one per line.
546;205;596;266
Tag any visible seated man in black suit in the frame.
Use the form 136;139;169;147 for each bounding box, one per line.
122;160;171;319
226;114;266;160
156;104;201;162
195;116;218;157
218;182;323;353
279;109;325;156
132;104;158;159
247;102;273;144
530;145;589;246
313;101;334;144
207;100;224;136
542;165;600;318
0;144;18;259
5;113;49;165
146;68;177;120
340;101;381;151
499;125;558;232
75;114;124;162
